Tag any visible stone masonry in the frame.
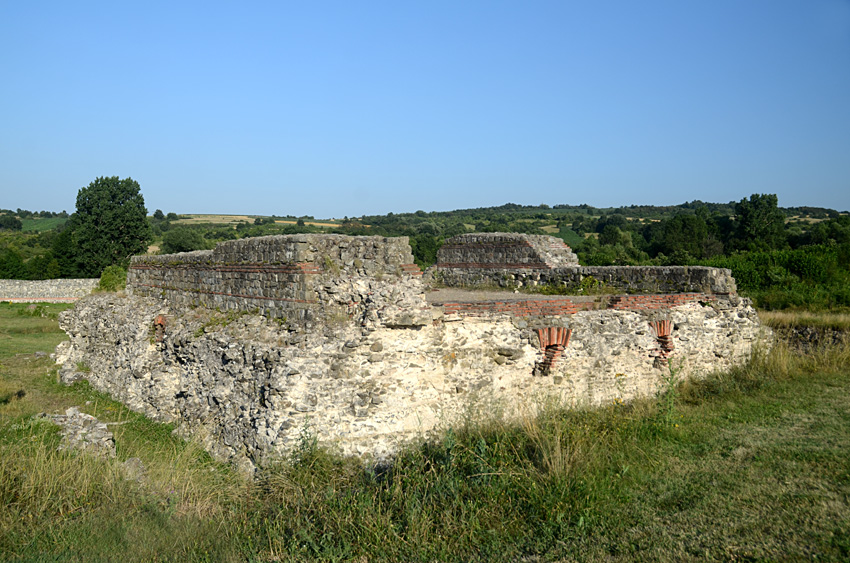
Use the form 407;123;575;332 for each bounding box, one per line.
56;234;766;471
127;234;423;325
0;279;99;302
436;233;580;269
433;233;736;294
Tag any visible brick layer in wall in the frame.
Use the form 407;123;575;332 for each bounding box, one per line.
128;263;319;307
437;263;551;269
440;293;715;318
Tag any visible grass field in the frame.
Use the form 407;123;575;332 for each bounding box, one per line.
273;219;341;228
760;309;850;330
169;214;255;225
170;214;342;228
19;217;68;232
1;302;848;561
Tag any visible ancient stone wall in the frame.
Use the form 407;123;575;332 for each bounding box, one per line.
0;278;99;302
128;234;423;324
436;233;579;269
55;291;764;471
433;233;737;295
55;234;766;471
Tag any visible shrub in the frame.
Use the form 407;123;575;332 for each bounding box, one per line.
98;265;127;292
161;227;209;254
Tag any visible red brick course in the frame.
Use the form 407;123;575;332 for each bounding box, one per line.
437;262;550;269
129;262;321;275
441;293;715;318
132;283;317;304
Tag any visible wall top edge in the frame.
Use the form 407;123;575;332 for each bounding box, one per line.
130;234;413;265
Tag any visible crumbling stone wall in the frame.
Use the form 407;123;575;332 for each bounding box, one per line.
433;233;736;295
54;234;766;471
0;279;98;302
55;294;764;470
436;233;579;269
128;234;423;324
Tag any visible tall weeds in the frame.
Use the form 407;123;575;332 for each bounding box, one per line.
3;301;849;561
0;419;125;535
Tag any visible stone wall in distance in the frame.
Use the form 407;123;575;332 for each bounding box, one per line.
433;265;737;295
433;233;736;295
436;233;579;269
0;279;99;302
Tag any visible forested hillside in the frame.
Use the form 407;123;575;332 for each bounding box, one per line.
2;195;848;310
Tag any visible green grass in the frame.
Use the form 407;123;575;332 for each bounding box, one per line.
1;303;849;561
0;303;72;357
760;309;850;330
19;217;68;232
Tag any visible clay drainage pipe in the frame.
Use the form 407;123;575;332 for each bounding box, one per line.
649;320;674;367
154;315;167;343
535;327;572;374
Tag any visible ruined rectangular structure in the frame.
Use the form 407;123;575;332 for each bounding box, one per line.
128;234;422;322
57;233;765;470
433;232;737;295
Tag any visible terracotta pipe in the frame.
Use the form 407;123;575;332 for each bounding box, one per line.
649;320;674;366
535;327;573;374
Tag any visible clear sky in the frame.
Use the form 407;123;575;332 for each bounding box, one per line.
2;1;849;217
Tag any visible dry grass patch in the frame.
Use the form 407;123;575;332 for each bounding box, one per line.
273;219;340;228
172;214;254;224
2;302;850;561
760;309;850;330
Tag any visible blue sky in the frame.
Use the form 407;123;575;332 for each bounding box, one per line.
2;1;849;217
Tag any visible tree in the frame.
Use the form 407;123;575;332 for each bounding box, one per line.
161;227;209;254
71;176;151;277
599;225;632;248
657;214;710;258
0;215;22;230
51;225;81;277
153;209;165;221
0;249;25;278
733;194;786;252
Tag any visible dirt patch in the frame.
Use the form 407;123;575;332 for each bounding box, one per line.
425;287;598;304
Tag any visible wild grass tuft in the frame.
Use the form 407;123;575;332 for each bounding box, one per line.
760;309;850;330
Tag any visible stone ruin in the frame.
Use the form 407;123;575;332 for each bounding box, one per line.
126;234;426;326
55;233;766;472
433;232;736;294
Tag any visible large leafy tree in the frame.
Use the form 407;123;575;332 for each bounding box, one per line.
70;176;151;277
0;214;23;230
651;213;723;259
160;227;209;254
733;193;787;252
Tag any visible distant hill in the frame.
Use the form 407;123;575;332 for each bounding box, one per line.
21;217;68;232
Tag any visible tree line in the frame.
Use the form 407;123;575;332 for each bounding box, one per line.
1;177;150;279
2;181;848;310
